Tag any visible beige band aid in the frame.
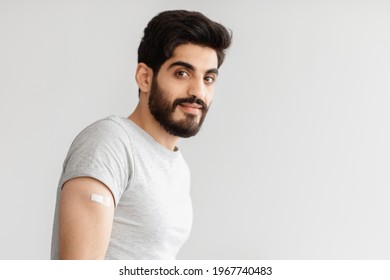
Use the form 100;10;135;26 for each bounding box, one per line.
90;194;111;207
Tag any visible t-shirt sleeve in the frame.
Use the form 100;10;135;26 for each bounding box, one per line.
59;119;132;206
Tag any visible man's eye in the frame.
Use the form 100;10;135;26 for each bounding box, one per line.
176;71;189;78
204;76;216;84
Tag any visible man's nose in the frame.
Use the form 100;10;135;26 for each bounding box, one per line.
187;78;207;101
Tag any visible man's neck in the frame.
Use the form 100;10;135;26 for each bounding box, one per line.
128;103;180;151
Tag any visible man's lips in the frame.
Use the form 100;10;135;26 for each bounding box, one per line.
181;103;203;109
179;103;203;115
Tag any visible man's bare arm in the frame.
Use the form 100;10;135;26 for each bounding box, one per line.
59;177;115;259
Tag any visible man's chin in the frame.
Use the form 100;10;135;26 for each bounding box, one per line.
164;120;202;138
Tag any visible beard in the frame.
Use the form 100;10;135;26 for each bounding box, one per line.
148;78;209;138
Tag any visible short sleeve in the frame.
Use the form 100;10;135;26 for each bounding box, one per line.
59;118;132;206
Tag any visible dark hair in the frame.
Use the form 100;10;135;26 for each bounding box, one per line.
138;10;232;74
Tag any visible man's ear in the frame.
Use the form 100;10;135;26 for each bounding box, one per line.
135;63;153;94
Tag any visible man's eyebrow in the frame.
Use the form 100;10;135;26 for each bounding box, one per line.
168;61;195;71
168;61;219;76
206;68;219;76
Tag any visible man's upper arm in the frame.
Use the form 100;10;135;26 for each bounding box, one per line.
59;177;115;260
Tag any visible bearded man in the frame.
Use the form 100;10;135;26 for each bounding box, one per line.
51;10;232;260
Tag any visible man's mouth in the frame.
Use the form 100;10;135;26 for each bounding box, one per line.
172;95;208;115
179;103;203;115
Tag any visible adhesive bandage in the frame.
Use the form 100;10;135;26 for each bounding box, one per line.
90;194;111;207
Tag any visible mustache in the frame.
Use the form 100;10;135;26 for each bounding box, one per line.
172;96;208;112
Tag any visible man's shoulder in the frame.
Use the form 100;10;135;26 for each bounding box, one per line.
68;115;133;151
77;115;129;138
84;115;126;131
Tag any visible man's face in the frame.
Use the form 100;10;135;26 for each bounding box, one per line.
148;43;219;138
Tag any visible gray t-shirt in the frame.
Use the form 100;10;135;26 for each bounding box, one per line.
51;115;193;259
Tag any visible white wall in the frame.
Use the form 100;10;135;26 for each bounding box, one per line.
1;0;389;259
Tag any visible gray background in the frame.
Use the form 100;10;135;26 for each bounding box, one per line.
1;0;390;259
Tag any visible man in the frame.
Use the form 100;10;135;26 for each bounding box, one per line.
51;10;232;259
